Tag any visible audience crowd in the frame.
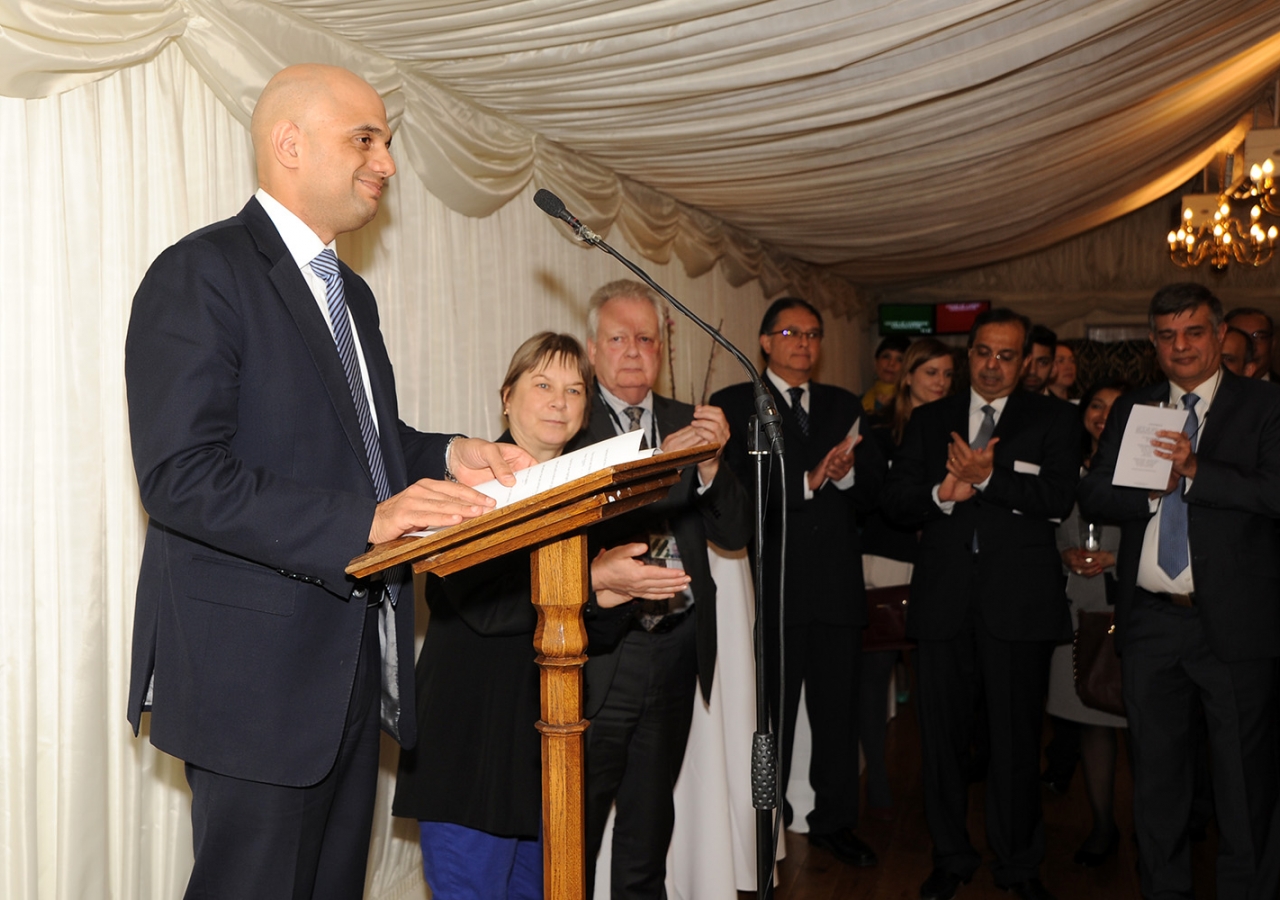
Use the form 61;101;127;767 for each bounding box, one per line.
395;283;1280;900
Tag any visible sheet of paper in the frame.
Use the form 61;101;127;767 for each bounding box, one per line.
1111;404;1191;491
407;431;654;536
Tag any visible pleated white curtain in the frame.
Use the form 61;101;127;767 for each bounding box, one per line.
9;1;1280;309
0;44;863;900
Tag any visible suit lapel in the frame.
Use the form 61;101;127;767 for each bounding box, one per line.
1195;369;1235;457
241;200;374;493
345;269;408;491
949;392;971;444
993;390;1026;445
652;393;687;441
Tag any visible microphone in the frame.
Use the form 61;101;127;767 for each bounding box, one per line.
534;189;600;243
533;189;572;224
532;189;783;451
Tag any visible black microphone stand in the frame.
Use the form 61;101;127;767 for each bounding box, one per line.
533;190;788;899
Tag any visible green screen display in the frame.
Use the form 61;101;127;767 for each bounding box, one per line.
878;304;935;335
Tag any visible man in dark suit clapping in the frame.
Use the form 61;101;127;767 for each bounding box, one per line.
880;308;1080;900
711;297;883;870
1080;283;1280;899
570;280;750;898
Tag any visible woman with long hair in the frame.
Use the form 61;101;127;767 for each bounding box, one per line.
859;338;955;817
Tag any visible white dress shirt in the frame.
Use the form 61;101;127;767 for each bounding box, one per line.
1136;369;1221;594
765;367;855;499
933;389;1010;513
255;188;379;433
598;383;658;447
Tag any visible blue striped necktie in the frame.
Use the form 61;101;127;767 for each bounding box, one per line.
310;249;399;607
310;249;391;503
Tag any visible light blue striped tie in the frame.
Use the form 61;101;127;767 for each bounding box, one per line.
310;249;400;605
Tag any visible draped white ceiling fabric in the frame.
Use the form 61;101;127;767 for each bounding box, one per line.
5;0;1280;313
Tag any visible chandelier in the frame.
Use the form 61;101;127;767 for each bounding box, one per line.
1167;129;1280;270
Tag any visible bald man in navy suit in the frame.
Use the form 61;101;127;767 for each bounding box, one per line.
125;65;530;900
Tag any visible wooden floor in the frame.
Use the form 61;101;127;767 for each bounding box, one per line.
745;677;1220;900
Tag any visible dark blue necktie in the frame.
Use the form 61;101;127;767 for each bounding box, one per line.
1157;392;1199;579
788;386;809;436
310;249;391;503
310;249;399;606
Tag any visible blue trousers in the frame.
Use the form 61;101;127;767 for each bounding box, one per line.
419;820;542;900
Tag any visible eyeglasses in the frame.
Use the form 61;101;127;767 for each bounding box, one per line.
1246;329;1274;340
970;345;1021;364
765;328;824;342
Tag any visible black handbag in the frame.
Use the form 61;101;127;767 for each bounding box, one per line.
1072;608;1125;716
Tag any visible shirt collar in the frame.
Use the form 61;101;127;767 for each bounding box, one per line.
765;367;810;397
969;388;1012;417
1168;368;1221;412
255;188;335;270
597;382;654;417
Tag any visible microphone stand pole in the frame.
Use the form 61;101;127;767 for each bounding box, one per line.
533;191;785;899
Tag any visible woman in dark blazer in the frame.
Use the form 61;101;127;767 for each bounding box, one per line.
393;331;675;898
392;333;593;899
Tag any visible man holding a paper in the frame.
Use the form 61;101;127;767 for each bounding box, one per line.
570;280;750;898
880;307;1080;900
1080;282;1280;900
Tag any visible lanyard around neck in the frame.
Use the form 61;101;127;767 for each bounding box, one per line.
604;400;659;448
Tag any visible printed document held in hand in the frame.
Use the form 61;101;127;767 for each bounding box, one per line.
409;431;655;536
1110;404;1193;491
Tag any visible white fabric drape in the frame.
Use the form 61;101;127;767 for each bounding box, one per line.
0;44;864;900
875;193;1280;336
6;1;1280;310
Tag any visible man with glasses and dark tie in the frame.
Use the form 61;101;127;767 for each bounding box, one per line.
880;307;1081;900
123;65;530;900
712;297;884;871
1081;283;1280;900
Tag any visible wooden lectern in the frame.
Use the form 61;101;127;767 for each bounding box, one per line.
347;443;717;900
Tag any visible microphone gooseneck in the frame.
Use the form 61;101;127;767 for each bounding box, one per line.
535;187;789;900
531;190;783;449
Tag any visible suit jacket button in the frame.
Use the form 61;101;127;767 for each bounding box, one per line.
352;586;368;599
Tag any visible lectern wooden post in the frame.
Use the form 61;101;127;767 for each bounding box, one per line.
347;444;716;900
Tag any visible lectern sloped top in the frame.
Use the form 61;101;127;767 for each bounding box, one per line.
347;443;718;580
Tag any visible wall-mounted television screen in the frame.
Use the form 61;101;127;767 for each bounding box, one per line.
879;301;990;336
878;304;934;335
936;301;990;335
